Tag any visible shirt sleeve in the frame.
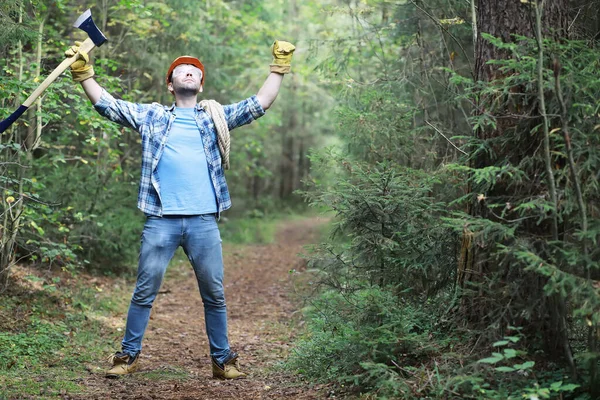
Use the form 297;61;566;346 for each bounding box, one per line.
93;89;153;132
222;95;265;131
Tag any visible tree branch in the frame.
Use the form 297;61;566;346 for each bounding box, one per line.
425;120;468;155
410;0;474;78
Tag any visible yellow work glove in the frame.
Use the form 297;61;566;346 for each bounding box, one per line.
270;40;295;74
64;41;95;82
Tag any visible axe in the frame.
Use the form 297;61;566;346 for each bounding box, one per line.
0;9;107;134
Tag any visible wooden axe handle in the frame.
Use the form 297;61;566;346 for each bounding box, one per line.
0;37;96;133
23;37;96;107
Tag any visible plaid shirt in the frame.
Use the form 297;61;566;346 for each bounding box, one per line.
94;89;265;217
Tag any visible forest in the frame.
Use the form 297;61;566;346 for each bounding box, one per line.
1;0;599;399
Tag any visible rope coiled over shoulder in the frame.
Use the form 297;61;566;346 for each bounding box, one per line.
199;99;230;170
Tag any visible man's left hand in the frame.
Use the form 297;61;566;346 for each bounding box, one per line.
270;40;295;74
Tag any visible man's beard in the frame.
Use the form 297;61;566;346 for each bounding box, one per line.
173;81;200;96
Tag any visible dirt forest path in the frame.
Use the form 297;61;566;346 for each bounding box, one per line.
77;217;329;400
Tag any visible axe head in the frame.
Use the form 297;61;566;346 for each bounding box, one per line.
73;9;107;47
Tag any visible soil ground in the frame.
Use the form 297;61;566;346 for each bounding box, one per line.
76;216;332;400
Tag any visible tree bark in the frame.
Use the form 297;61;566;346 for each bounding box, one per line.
475;0;567;83
26;18;44;153
279;0;299;200
461;0;571;357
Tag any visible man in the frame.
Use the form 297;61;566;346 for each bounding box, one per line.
65;40;295;379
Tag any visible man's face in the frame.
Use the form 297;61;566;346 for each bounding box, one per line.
169;64;203;95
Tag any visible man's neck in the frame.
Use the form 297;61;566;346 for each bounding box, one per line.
175;94;198;108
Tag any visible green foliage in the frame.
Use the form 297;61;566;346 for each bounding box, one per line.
1;0;599;398
443;332;582;400
305;153;455;298
285;287;439;398
443;31;600;382
0;270;131;398
292;0;599;398
0;320;67;369
0;1;38;55
1;0;331;278
335;87;420;165
219;212;281;245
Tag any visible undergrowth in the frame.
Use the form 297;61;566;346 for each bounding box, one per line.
0;268;131;399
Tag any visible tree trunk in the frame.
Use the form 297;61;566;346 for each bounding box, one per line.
0;3;26;290
461;0;571;357
26;18;44;153
279;104;297;199
475;0;567;83
279;0;299;200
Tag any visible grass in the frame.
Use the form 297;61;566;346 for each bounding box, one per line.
0;270;132;399
218;209;319;245
218;215;280;244
219;207;333;245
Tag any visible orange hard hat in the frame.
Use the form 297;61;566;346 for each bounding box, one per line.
166;56;205;87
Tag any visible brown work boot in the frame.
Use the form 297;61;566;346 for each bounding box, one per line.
106;351;140;378
211;352;247;379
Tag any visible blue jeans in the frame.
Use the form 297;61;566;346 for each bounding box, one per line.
121;214;231;364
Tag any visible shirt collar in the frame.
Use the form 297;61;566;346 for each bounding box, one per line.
165;102;203;112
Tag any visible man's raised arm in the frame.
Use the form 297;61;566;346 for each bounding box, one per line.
65;43;153;132
257;40;295;110
80;78;103;105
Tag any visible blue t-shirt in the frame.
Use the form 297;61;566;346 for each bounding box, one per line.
156;107;217;215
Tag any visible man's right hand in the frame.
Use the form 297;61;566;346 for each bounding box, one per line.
65;41;95;82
